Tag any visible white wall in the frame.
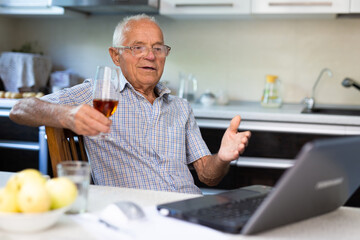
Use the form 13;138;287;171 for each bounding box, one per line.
2;14;360;105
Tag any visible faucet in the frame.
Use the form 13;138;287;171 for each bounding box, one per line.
303;68;333;111
342;78;360;91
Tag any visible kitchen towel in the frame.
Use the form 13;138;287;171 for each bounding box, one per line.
0;52;52;92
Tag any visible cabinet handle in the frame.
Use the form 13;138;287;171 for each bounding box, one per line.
175;3;234;8
268;2;332;7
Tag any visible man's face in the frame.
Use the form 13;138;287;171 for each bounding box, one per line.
110;20;167;90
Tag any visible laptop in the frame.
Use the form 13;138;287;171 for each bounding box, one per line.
157;136;360;235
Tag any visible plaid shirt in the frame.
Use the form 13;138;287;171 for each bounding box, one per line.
42;72;210;194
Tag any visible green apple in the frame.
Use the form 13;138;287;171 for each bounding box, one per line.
46;177;78;210
17;182;51;213
0;187;19;212
6;169;46;193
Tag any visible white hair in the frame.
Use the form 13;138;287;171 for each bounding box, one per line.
112;14;157;47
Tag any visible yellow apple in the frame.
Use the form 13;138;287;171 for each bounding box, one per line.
6;169;46;193
0;187;19;212
17;182;51;213
46;177;78;210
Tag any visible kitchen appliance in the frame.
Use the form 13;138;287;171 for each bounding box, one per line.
51;0;159;15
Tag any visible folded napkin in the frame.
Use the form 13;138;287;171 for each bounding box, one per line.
0;52;52;92
71;206;228;240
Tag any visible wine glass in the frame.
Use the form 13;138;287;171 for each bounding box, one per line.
90;65;120;140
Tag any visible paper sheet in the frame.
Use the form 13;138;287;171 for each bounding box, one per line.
71;206;231;240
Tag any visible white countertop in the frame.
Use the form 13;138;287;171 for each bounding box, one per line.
1;171;360;240
0;99;18;109
1;99;359;126
192;101;360;135
192;101;360;126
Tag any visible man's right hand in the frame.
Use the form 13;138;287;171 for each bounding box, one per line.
65;104;112;136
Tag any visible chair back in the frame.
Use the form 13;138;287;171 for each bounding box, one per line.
45;126;88;177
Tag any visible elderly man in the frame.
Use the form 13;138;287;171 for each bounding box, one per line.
10;14;251;194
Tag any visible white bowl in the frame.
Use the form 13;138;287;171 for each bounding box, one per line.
0;205;70;233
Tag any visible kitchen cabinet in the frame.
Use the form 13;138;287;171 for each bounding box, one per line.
194;124;341;189
0;7;64;16
160;0;352;18
0;105;48;174
160;0;251;16
0;0;64;16
196;125;360;206
350;0;360;12
251;0;350;14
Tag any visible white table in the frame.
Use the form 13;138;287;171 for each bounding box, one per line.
1;171;360;239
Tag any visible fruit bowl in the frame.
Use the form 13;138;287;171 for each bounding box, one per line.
0;205;70;233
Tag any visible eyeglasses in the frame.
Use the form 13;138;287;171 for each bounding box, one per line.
116;45;171;58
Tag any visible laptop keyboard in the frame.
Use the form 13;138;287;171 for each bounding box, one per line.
184;195;266;223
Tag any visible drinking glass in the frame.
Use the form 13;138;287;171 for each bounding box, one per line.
90;65;120;140
57;161;91;214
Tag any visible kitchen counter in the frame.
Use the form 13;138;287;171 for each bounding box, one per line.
192;101;360;135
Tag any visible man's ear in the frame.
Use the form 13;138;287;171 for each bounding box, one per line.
109;47;121;66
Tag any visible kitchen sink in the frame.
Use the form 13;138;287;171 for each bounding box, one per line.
301;107;360;116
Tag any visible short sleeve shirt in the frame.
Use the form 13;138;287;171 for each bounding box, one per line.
42;72;211;194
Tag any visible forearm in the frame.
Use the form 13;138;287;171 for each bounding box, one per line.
10;97;111;136
193;154;230;186
9;97;71;128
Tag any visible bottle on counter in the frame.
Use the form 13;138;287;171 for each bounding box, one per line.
178;73;197;103
261;75;282;108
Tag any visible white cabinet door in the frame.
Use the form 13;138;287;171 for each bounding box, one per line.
0;0;64;15
350;0;360;12
252;0;350;14
160;0;251;15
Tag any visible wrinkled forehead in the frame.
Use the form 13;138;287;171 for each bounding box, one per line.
123;20;164;45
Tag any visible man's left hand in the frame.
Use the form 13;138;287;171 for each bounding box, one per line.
218;115;251;162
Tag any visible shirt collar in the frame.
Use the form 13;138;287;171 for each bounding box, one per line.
119;70;128;92
119;69;171;101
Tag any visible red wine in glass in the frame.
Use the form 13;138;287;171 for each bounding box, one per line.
93;99;119;117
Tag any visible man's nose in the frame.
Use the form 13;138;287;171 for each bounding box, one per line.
143;48;156;60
